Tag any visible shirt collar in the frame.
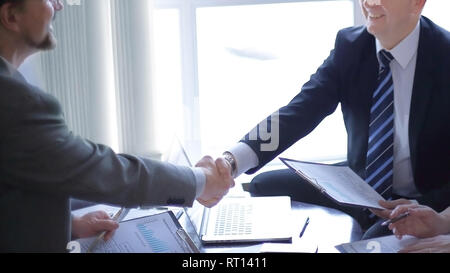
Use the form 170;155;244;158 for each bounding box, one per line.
375;20;421;69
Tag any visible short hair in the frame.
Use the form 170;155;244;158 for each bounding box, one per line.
0;0;25;8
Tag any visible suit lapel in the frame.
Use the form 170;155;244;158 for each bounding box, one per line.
360;35;379;153
362;40;379;123
348;32;378;176
0;57;11;77
409;17;434;173
0;56;27;82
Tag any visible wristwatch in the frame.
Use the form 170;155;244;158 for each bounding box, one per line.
222;151;237;178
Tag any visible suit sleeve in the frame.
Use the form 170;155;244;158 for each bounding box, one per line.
0;79;197;208
241;32;343;174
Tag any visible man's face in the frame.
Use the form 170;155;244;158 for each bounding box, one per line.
17;0;64;51
359;0;420;41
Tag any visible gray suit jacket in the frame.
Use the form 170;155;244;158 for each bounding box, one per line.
0;58;197;252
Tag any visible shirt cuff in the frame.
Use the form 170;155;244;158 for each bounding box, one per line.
191;167;206;198
227;142;259;177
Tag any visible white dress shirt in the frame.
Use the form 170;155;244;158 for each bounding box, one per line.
376;21;421;198
229;22;422;199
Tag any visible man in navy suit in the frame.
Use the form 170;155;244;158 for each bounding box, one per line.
220;0;450;239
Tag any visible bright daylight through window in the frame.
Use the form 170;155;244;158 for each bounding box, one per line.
152;0;450;166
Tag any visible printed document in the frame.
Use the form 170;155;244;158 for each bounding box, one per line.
76;211;197;253
280;158;385;209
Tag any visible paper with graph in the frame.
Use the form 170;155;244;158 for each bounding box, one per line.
280;158;385;210
76;211;198;253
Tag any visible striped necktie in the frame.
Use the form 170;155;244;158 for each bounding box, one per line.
365;50;395;200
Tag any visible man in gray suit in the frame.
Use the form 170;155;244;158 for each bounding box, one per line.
0;0;234;252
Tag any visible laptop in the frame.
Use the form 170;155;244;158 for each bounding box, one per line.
163;137;293;244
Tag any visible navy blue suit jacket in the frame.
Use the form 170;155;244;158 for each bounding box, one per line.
242;16;450;212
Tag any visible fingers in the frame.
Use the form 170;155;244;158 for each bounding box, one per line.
398;238;438;253
197;155;237;207
379;198;414;210
215;157;235;188
89;211;120;236
94;210;112;220
197;196;222;208
96;219;119;234
98;220;119;242
376;199;418;220
389;203;422;219
216;157;230;177
369;208;390;219
103;230;117;241
392;228;403;240
73;211;120;239
196;155;214;168
391;222;414;240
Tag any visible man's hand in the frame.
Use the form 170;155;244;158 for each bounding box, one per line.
369;199;418;219
196;156;235;208
387;204;449;239
72;211;119;241
399;235;450;253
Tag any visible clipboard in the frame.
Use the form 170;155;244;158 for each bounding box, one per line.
77;211;200;253
280;157;385;210
335;235;419;253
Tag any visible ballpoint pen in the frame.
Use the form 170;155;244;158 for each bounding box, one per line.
299;217;310;238
176;209;184;220
87;207;128;253
381;211;410;226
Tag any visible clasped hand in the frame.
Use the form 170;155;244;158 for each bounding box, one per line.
195;156;235;208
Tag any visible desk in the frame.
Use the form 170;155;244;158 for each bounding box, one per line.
290;201;362;253
193;200;363;253
73;194;363;253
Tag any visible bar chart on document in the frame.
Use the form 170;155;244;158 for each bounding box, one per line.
77;212;191;253
136;221;170;253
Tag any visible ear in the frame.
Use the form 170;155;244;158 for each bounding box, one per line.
411;0;426;15
0;3;22;32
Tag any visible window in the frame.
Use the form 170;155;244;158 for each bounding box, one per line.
152;9;185;151
152;0;449;166
196;1;353;162
422;0;450;31
153;0;355;164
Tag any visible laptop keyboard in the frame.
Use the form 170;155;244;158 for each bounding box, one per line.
214;202;253;236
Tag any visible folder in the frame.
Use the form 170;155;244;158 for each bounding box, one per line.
335;235;419;253
280;157;385;210
76;211;200;253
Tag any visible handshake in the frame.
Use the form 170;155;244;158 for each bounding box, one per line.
195;156;236;208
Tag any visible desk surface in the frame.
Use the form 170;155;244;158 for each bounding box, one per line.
198;200;363;253
73;192;363;253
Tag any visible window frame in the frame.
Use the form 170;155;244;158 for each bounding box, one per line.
153;0;364;160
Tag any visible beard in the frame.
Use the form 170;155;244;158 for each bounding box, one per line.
36;32;57;50
24;31;57;51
